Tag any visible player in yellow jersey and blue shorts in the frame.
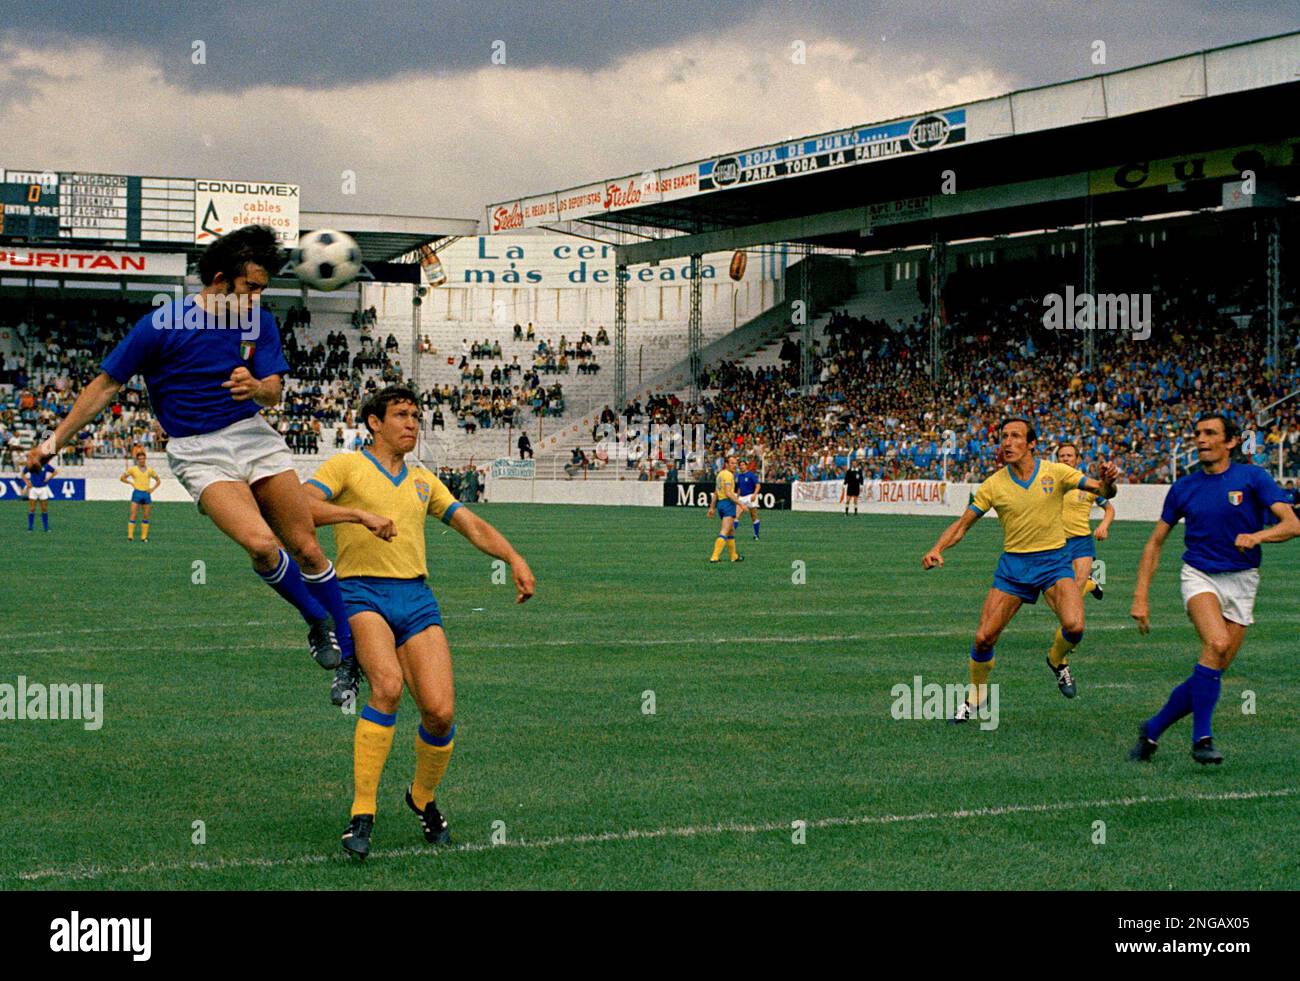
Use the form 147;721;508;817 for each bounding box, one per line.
120;448;162;541
1056;442;1114;599
707;453;747;563
303;385;535;859
922;418;1119;721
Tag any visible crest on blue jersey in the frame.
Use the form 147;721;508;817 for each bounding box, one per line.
414;479;430;504
1040;475;1055;495
240;341;256;361
1228;490;1243;506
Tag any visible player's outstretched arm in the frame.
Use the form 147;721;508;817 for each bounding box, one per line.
1094;501;1116;541
25;372;123;468
1130;520;1172;635
448;506;535;603
922;507;980;569
1080;460;1120;500
300;483;396;540
1235;502;1300;550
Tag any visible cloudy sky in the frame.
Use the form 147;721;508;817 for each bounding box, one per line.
1;1;1295;221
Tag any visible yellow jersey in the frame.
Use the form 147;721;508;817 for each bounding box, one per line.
125;465;158;491
970;459;1085;553
1062;486;1107;539
308;450;461;580
716;468;736;500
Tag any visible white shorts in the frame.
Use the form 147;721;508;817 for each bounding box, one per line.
739;493;759;510
1180;563;1260;627
167;414;295;508
28;485;53;501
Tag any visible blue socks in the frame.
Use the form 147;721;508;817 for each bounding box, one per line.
28;512;34;531
753;519;760;539
301;561;355;659
41;511;48;531
1191;664;1222;743
1147;664;1222;744
257;548;328;625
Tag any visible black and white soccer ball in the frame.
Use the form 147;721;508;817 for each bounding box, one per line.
289;229;362;291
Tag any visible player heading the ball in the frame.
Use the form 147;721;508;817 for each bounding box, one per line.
26;225;356;674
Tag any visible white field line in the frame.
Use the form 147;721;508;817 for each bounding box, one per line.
11;787;1294;884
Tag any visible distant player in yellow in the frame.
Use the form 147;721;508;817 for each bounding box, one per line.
922;418;1119;721
120;448;161;541
707;453;747;563
1056;442;1114;599
302;385;536;859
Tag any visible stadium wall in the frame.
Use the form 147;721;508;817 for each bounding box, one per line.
59;477;1173;521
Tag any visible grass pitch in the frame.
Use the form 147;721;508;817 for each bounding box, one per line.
2;501;1297;890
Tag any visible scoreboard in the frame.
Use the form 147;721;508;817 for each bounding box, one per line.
0;168;224;246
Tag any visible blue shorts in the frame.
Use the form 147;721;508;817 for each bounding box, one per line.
993;548;1074;603
717;500;736;519
1063;534;1096;562
130;490;152;505
339;576;442;646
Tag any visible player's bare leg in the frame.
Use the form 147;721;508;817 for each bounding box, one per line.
200;479;341;668
1184;592;1246;764
397;625;455;844
953;588;1022;722
128;500;139;540
1042;577;1085;698
1073;554;1101;600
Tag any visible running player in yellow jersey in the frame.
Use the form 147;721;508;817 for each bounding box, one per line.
120;447;161;541
1056;442;1114;598
922;418;1119;721
302;385;536;859
707;453;747;563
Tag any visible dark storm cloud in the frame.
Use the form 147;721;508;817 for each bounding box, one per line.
4;0;1296;92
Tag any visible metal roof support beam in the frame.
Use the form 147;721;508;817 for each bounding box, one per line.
616;207;870;266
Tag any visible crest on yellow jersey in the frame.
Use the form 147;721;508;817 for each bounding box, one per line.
414;479;430;504
1040;475;1055;495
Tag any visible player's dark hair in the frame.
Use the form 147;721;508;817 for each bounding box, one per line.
1195;412;1240;445
198;224;283;287
361;385;420;433
999;417;1037;444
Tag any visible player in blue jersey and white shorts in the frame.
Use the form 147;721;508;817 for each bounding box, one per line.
735;458;762;540
1129;413;1300;765
26;225;356;685
22;459;57;532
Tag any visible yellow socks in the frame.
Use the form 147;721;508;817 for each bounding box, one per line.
969;653;995;708
711;536;726;561
1049;627;1082;668
352;707;397;816
726;537;738;560
141;520;150;541
1084;578;1097;595
127;522;134;540
411;724;455;810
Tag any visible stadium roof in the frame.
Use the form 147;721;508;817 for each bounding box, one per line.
483;30;1300;262
299;211;478;263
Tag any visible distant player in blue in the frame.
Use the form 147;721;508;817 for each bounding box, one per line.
22;459;57;532
1130;414;1300;765
25;225;355;683
735;459;761;540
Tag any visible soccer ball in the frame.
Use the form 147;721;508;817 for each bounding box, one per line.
289;229;362;291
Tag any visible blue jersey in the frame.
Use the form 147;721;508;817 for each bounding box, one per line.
25;463;54;487
735;470;758;496
101;298;289;438
1160;462;1288;573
